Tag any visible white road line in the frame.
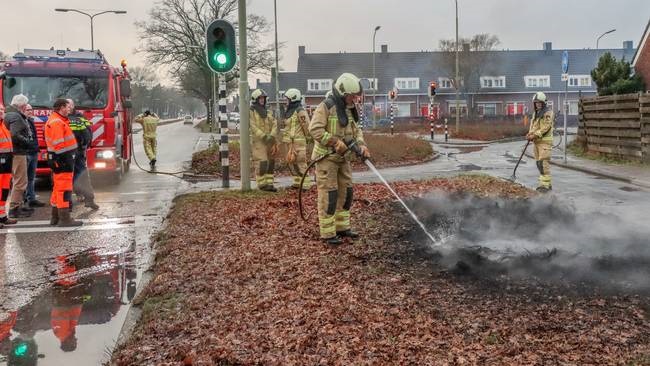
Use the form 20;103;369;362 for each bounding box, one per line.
1;222;134;234
11;217;134;227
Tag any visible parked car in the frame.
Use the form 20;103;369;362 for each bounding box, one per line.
184;115;193;124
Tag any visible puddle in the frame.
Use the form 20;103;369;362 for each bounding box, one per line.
454;146;485;154
0;247;138;365
619;186;640;192
457;164;483;171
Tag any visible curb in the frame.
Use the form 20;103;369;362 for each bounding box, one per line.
431;136;526;147
524;152;650;189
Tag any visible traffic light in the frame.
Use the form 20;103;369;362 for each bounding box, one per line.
388;90;397;101
10;338;38;365
206;19;237;73
428;81;437;97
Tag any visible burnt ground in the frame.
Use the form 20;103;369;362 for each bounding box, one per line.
111;176;650;365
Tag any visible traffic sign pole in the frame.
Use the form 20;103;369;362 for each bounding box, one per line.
562;50;569;163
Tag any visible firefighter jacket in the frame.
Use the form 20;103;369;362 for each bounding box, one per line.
282;107;311;145
45;112;77;173
309;97;365;163
134;114;159;138
529;107;554;143
250;106;277;143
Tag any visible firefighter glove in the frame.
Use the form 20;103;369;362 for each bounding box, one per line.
334;139;348;155
360;145;371;159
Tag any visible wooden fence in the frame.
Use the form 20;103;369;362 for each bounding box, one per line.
577;93;650;162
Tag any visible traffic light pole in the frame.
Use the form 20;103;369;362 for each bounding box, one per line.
218;79;229;188
390;102;394;135
238;0;251;191
429;96;435;141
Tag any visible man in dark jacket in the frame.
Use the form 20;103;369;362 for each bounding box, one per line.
4;94;38;217
23;104;46;207
67;99;98;210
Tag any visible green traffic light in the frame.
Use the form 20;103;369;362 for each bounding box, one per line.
14;342;28;357
215;53;227;65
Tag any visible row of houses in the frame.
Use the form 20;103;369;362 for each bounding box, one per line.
256;40;641;122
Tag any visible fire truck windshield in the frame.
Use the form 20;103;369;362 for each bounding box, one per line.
2;75;108;109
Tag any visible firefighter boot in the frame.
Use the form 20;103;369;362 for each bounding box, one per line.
57;208;83;227
0;216;18;225
323;236;343;246
85;200;100;210
50;206;59;226
336;229;359;239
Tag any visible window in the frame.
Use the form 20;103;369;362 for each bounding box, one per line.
568;100;579;115
525;75;550;88
392;102;413;117
506;102;525;116
366;78;378;90
394;77;419;90
307;79;332;92
3;75;109;109
438;77;453;89
477;103;497;116
449;102;468;116
568;75;591;87
480;76;506;88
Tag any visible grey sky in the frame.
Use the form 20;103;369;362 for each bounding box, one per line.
1;0;648;84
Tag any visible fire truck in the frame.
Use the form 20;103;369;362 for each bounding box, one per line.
0;48;133;184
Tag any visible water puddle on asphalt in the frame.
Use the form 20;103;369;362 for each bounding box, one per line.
457;163;483;171
619;186;641;192
0;247;138;365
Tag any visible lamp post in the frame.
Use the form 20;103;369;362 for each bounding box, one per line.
273;0;282;129
372;25;381;127
54;8;127;51
596;29;616;49
454;0;460;133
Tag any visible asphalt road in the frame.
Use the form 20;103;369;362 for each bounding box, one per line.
1;120;199;365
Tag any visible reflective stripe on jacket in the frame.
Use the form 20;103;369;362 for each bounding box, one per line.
45;112;78;154
0;121;12;153
529;108;554;143
250;108;277;142
309;103;364;161
282;109;310;144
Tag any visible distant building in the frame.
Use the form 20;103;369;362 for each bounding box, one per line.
633;19;650;91
257;41;637;122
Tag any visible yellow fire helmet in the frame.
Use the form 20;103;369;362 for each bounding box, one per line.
334;73;363;96
251;88;267;101
532;91;547;103
284;88;302;103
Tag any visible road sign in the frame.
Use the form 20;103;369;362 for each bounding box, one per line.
561;73;569;82
562;50;569;74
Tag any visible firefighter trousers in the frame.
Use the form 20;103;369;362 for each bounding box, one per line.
316;157;353;239
252;140;276;188
287;144;312;189
143;136;157;162
51;172;74;209
533;141;552;188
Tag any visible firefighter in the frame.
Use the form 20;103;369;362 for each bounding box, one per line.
68;99;99;210
45;99;83;227
282;88;313;190
0;105;17;227
250;89;279;191
527;91;554;192
134;110;159;168
309;73;370;245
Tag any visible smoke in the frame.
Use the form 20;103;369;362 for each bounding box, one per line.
404;192;650;293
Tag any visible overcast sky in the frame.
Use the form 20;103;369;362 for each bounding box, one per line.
1;0;648;84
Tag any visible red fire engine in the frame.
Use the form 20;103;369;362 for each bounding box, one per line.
0;48;133;184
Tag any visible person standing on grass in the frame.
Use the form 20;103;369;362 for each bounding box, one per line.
526;92;554;193
282;88;313;190
249;89;279;192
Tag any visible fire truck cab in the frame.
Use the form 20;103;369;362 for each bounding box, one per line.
0;48;133;184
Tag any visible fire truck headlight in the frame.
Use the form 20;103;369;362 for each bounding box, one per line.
96;150;115;159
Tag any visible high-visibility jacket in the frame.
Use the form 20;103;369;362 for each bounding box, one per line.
309;100;365;162
0;311;17;342
45;112;78;155
529;108;554;143
250;107;277;143
0;120;12;153
282;108;311;145
134;114;159;138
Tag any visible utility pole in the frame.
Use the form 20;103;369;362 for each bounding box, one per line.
238;0;251;191
273;0;282;131
372;26;381;128
454;0;460;133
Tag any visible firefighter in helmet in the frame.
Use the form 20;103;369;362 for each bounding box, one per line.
527;92;554;192
309;73;370;245
282;88;313;190
250;89;279;191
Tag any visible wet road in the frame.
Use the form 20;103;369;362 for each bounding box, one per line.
1;120;198;365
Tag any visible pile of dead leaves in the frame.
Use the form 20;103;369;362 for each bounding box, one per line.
112;176;649;365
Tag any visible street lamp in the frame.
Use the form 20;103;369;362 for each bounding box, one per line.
54;8;127;51
596;29;616;49
372;25;381;127
273;0;282;129
454;0;460;133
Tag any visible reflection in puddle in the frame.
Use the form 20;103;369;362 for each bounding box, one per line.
1;247;136;365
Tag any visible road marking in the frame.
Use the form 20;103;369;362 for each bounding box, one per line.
1;217;137;234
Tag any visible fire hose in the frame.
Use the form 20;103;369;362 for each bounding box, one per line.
128;132;191;177
298;139;365;221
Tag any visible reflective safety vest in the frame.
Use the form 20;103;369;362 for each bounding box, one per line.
51;305;82;342
282;108;310;144
45;112;78;154
0;120;12;153
311;104;364;160
529;108;554;143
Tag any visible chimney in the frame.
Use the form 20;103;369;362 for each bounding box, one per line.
298;45;305;57
623;41;633;50
543;42;552;54
462;43;470;52
381;44;388;54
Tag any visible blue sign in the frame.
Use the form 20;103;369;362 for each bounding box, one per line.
562;51;569;73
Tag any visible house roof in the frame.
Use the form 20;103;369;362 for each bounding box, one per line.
258;43;637;101
633;18;650;66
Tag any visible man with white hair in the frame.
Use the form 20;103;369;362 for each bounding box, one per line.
4;94;38;217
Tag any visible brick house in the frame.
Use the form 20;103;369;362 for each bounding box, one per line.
257;41;636;123
633;19;650;90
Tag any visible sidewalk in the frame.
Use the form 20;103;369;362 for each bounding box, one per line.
527;149;650;189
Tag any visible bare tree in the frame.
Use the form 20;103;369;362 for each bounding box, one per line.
439;33;500;117
135;0;275;110
0;51;9;61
